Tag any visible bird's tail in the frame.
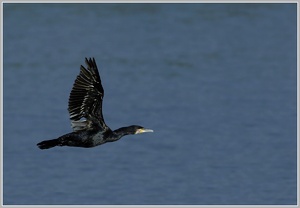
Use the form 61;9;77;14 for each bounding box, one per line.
37;138;61;149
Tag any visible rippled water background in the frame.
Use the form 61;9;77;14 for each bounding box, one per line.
3;3;297;205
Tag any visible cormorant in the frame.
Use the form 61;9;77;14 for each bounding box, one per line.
37;58;153;149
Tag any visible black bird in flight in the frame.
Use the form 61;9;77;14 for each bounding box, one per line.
37;58;153;149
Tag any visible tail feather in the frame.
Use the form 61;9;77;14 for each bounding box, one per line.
37;139;60;149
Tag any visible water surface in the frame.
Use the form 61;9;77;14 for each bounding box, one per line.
3;3;297;205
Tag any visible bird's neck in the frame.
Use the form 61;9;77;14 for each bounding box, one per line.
110;127;132;141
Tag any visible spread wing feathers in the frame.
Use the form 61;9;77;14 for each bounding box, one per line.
68;58;107;132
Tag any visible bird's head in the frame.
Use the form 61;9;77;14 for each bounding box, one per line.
129;125;154;135
113;125;154;138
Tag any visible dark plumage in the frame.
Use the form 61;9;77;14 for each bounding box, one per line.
37;58;153;150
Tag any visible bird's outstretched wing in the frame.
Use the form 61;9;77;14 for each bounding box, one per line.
68;58;108;132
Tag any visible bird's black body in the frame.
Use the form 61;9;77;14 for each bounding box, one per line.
37;58;153;149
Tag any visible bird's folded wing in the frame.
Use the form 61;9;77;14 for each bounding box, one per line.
68;58;107;132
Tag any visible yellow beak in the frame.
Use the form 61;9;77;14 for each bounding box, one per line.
135;128;154;134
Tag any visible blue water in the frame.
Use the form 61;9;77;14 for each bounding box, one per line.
3;3;297;205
